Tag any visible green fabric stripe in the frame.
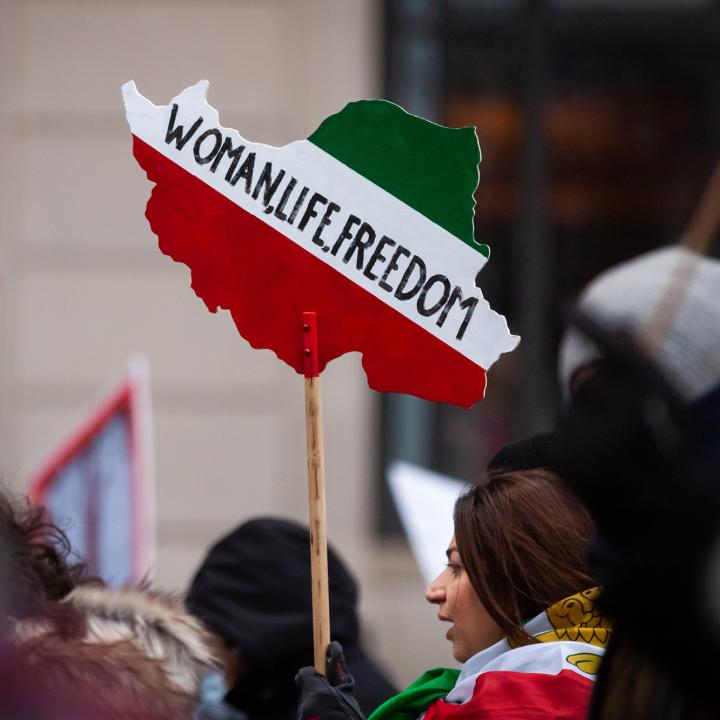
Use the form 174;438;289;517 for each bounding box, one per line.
368;667;460;720
308;100;488;258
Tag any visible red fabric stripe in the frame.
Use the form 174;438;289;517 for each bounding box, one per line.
423;670;593;720
133;136;487;407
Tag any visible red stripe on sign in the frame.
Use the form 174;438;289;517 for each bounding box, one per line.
424;669;593;720
133;136;487;408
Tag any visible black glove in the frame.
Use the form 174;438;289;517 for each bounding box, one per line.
296;641;365;720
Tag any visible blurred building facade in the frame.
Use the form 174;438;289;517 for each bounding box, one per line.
2;0;720;693
0;0;452;687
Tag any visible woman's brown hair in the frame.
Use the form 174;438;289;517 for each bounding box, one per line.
454;468;594;646
0;490;92;619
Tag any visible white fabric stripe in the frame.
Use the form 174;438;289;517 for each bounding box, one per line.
123;81;519;370
446;641;603;704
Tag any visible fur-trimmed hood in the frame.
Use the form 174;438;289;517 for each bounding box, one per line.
9;583;224;719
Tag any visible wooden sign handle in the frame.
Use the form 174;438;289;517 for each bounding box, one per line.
644;158;720;352
302;312;331;674
683;157;720;255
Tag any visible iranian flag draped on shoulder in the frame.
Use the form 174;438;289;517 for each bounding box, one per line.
123;81;519;408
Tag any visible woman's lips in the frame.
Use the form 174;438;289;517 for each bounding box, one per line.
438;615;454;641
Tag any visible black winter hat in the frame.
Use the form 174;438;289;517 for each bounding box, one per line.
487;433;560;474
186;517;359;671
187;517;396;719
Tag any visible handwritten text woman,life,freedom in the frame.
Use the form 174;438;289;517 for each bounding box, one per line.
164;103;481;342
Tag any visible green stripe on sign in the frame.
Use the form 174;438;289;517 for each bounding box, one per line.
308;100;489;258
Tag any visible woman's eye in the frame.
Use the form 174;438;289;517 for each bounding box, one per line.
446;562;462;577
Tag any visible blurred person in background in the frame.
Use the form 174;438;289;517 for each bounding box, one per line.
296;468;609;720
0;488;222;719
555;246;720;718
186;517;397;720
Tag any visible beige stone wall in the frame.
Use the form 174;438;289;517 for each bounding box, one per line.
0;0;455;687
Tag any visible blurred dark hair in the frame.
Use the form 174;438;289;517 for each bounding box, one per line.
0;489;92;619
454;468;594;646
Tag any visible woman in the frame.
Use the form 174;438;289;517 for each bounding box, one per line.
297;468;610;720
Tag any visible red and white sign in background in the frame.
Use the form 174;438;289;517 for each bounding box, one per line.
28;359;155;587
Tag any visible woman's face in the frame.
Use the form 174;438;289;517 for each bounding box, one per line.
425;536;503;662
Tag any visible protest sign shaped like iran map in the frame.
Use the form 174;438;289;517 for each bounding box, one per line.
123;81;519;408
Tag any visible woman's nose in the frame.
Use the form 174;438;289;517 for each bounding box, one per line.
425;575;446;604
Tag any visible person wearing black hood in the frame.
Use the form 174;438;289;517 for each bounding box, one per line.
186;517;397;720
